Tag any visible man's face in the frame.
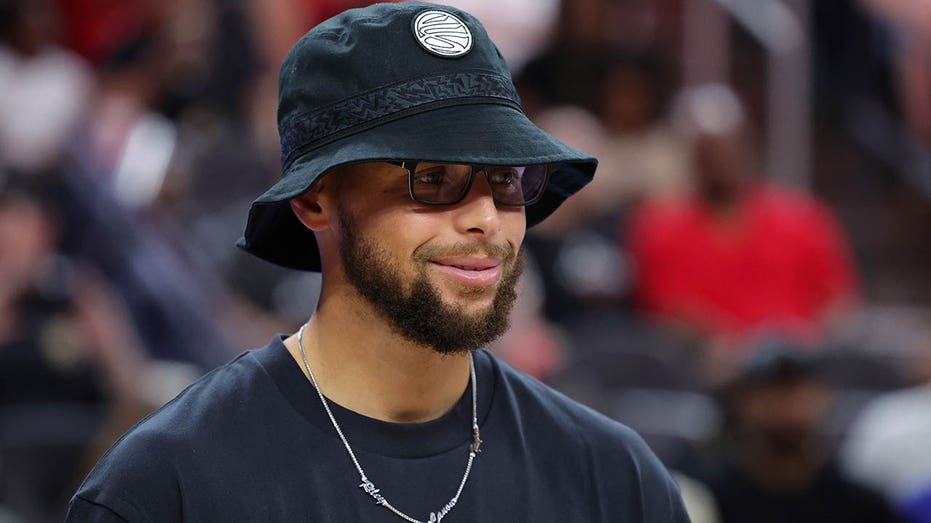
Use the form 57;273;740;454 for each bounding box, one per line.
332;162;527;354
736;377;829;466
693;131;750;204
0;198;57;299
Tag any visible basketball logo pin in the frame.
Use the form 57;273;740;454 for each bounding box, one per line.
412;10;473;58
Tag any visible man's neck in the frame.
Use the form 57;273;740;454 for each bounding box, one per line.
282;291;472;424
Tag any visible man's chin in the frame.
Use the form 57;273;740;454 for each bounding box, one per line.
443;280;500;301
449;300;497;324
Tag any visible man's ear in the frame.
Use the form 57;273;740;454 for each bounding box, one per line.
290;180;333;232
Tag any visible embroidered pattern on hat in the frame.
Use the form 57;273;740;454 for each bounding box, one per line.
412;10;473;58
279;71;520;168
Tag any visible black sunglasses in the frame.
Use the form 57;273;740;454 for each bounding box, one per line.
387;161;553;207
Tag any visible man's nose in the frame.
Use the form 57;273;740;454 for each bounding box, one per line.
451;171;501;237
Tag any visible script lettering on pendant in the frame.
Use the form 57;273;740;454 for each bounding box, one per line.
428;498;457;522
359;479;387;506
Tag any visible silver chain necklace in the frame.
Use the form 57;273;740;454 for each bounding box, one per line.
297;325;482;523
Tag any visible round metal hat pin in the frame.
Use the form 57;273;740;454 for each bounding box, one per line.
412;10;473;58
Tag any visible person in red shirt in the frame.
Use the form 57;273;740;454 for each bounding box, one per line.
628;85;858;369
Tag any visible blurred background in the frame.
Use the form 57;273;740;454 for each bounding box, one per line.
1;0;929;521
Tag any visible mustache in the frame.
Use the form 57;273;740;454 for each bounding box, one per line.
413;241;517;262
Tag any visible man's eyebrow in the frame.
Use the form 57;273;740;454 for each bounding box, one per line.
379;174;408;195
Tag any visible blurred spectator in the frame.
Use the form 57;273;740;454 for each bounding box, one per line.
696;346;901;523
51;0;152;65
0;172;197;522
517;55;691;399
517;0;657;116
0;0;93;173
524;106;630;323
54;0;316;354
595;51;689;206
841;333;931;523
627;85;859;376
0;0;240;365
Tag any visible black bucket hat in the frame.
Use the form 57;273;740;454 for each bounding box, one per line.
238;1;597;271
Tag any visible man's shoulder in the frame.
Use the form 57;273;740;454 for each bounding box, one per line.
488;353;691;521
84;351;267;470
489;352;661;460
69;347;281;520
129;349;269;439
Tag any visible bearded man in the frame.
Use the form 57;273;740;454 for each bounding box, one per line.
67;3;689;522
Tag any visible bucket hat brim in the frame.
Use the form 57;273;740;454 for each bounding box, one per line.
238;101;596;271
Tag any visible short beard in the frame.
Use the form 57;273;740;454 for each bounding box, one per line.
337;206;523;355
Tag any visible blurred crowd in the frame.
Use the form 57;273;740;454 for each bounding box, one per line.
1;0;929;522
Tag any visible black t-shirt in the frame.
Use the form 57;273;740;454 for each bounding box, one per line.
67;336;689;522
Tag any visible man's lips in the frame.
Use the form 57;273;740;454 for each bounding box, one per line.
430;256;503;287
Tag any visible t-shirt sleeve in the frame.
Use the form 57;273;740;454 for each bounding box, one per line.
66;425;184;523
582;412;692;522
621;430;692;523
66;496;131;522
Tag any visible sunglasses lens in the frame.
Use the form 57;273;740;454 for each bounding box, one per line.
520;164;550;205
408;163;552;206
410;163;472;204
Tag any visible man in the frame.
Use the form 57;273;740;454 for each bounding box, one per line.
628;84;858;375
67;3;689;521
697;346;901;523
